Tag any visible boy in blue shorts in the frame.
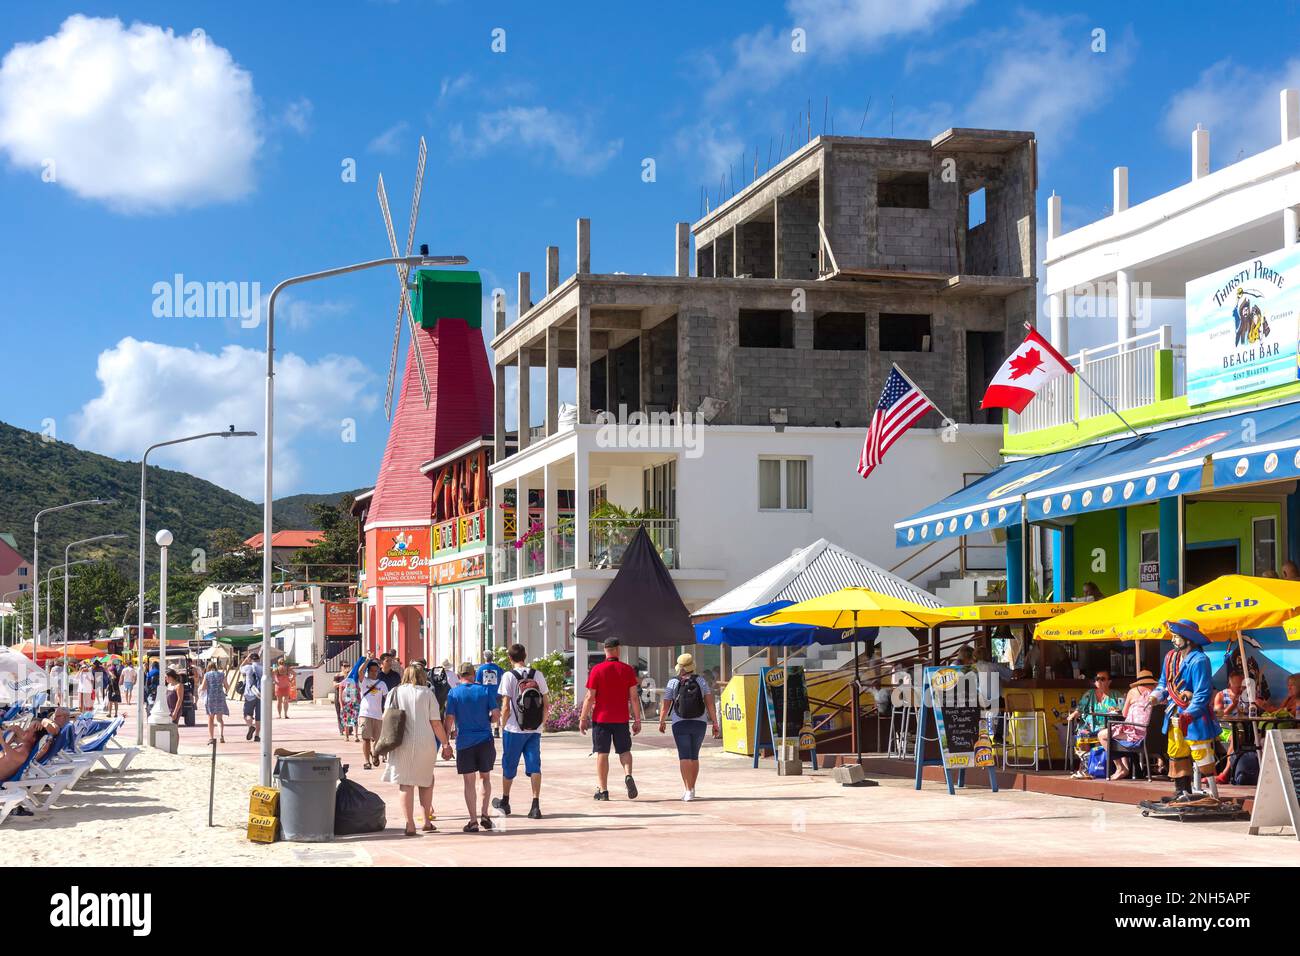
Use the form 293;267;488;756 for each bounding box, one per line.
492;643;549;819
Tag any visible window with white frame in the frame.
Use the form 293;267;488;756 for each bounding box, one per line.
758;456;810;511
1252;516;1277;576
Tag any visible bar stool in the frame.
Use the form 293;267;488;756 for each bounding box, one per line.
1002;690;1052;771
888;685;920;759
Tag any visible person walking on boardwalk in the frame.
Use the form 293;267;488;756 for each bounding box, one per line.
579;638;641;802
444;661;501;832
492;643;548;819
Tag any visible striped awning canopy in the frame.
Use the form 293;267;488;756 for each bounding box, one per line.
692;538;943;619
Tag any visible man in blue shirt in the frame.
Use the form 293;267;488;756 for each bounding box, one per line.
475;649;504;738
444;661;501;832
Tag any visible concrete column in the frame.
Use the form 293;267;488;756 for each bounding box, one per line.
638;329;651;412
675;222;690;277
576;299;592;424
545;326;559;435
493;364;507;462
543;461;557;573
1046;191;1061;240
517;272;531;319
493;289;505;337
1116;269;1134;344
516;349;531;452
541;602;557;656
574;440;589;570
1112;167;1128;213
546;246;560;294
573;586;589;708
576;218;591;274
1192;125;1210;180
1049;291;1068;354
1285;206;1299;249
1282;88;1300;143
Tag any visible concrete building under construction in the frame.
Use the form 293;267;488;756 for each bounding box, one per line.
487;129;1036;690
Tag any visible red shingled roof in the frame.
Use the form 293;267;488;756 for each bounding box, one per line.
368;318;494;526
243;530;325;549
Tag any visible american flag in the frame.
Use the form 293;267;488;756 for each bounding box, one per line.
857;366;935;478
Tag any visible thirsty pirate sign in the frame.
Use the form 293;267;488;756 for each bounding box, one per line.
1186;247;1300;405
374;527;432;585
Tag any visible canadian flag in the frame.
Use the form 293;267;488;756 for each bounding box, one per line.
980;326;1075;414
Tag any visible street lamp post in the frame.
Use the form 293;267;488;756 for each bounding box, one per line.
63;534;126;698
1;589;28;645
149;529;174;738
137;428;256;745
258;251;467;784
33;499;114;643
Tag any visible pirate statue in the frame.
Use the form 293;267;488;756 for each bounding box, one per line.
1151;619;1222;804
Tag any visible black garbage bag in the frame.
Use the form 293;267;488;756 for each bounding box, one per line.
334;765;386;834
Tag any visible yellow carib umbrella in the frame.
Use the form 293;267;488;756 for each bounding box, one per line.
1035;589;1171;671
760;588;952;767
1117;575;1300;697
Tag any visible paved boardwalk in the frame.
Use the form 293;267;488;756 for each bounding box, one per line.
11;698;1300;866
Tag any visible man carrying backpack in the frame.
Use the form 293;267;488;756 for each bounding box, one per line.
658;653;719;802
492;643;549;819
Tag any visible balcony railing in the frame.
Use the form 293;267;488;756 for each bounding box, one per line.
1008;326;1181;435
591;519;678;570
490;518;679;584
434;508;489;554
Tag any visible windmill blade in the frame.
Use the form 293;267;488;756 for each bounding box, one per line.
377;168;432;416
404;136;427;257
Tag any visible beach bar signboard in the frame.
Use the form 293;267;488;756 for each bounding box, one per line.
1186;246;1300;406
374;526;432;586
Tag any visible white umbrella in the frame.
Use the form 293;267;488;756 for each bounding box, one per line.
0;647;49;704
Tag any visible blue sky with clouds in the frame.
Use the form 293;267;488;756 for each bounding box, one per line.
2;0;1298;500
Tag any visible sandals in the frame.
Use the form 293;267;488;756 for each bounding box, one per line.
363;763;372;770
422;821;437;832
1070;770;1089;779
403;827;418;837
480;815;494;830
463;821;479;833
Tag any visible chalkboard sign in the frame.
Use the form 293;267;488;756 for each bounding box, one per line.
943;706;981;755
914;666;998;796
1248;729;1300;841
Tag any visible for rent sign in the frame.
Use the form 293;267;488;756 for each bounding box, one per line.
1186;247;1300;405
374;527;432;585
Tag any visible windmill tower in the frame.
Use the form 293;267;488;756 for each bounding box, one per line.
363;136;495;658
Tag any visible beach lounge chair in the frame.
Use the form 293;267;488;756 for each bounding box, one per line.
0;787;27;825
33;724;101;790
74;717;139;774
0;746;78;816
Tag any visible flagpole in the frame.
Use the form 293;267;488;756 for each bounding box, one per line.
1072;367;1143;440
891;364;999;471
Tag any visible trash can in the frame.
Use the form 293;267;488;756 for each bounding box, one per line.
275;754;341;842
182;698;197;727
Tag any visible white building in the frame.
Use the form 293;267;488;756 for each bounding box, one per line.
196;584;256;637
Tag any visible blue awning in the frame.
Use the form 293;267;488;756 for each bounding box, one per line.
895;400;1300;547
1209;399;1300;488
694;600;870;647
893;442;1114;546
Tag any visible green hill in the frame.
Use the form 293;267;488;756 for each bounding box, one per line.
273;489;369;529
0;420;363;572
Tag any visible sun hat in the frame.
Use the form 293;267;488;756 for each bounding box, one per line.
1131;669;1157;688
457;661;475;677
1165;619;1210;647
676;653;695;674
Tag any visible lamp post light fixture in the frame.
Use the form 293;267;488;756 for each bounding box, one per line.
62;534;126;685
258;252;467;785
149;529;175;739
137;427;256;745
32;498;114;643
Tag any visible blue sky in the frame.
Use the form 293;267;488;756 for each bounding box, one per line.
2;0;1298;501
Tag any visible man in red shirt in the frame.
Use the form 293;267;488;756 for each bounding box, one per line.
579;637;641;801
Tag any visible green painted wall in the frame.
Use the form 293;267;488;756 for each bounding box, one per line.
1068;498;1283;593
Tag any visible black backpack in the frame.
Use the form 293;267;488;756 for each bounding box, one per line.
429;667;451;710
513;668;546;731
674;674;705;720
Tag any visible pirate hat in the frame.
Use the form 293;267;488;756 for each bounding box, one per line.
1165;619;1210;647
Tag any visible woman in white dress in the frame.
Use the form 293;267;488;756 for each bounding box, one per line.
382;664;452;836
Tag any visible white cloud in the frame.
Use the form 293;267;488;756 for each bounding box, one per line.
958;15;1133;152
73;338;375;499
0;15;261;212
281;97;313;134
705;0;973;104
437;73;473;107
449;106;621;175
274;292;351;332
367;121;408;155
1163;59;1300;163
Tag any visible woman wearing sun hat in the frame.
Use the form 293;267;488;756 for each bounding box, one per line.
1152;619;1221;804
658;653;720;802
1098;669;1157;780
